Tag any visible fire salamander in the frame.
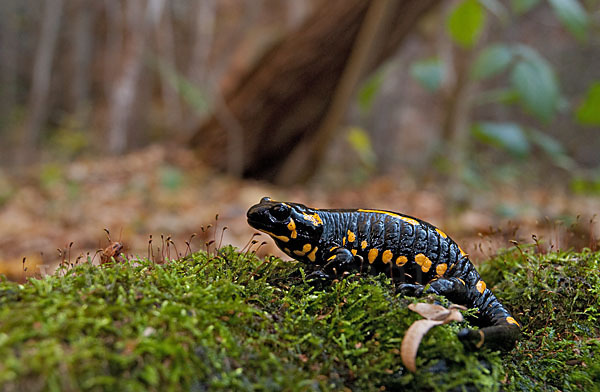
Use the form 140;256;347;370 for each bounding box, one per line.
247;197;520;350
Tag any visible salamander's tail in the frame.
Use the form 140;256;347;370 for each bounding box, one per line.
459;282;521;351
458;323;520;351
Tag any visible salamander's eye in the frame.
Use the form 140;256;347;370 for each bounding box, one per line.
270;204;290;220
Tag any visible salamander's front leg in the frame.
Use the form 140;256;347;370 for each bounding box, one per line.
306;247;359;284
323;247;360;277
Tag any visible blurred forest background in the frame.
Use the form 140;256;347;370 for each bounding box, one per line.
0;0;599;280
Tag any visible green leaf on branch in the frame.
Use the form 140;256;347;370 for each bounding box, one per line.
510;57;560;123
527;128;575;170
527;128;565;156
510;0;541;14
471;44;513;80
472;122;530;157
447;0;486;49
575;82;600;126
410;58;445;92
346;127;376;168
358;69;385;114
548;0;589;41
474;88;520;106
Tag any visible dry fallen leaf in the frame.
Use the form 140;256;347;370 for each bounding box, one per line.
401;303;466;373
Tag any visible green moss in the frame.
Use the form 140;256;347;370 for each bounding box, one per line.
0;246;506;391
6;246;597;391
480;248;600;391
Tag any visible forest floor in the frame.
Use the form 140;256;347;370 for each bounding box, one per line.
0;144;599;281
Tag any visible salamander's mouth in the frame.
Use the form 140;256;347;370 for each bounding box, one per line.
246;213;274;233
246;217;267;230
247;198;290;233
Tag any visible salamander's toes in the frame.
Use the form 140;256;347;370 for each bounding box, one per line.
458;328;485;351
305;270;332;288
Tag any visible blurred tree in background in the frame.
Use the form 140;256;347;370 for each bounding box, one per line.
190;0;438;183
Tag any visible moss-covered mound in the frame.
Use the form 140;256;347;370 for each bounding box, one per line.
0;246;598;391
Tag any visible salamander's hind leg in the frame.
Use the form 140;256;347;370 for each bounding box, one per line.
424;277;471;304
397;283;425;297
397;277;469;303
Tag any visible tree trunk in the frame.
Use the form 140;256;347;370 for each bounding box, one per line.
184;0;216;133
22;0;64;154
71;0;94;120
190;0;438;183
0;0;19;128
151;0;183;134
106;0;152;154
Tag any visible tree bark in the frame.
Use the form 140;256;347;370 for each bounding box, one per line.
106;0;152;154
151;0;183;134
22;0;64;154
275;0;396;185
71;0;94;119
190;0;439;183
0;0;19;128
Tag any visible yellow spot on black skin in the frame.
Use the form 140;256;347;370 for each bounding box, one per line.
327;255;337;261
435;228;448;238
307;246;318;262
459;246;467;257
381;250;393;264
415;253;432;273
476;280;486;294
357;209;420;226
351;249;357;256
343;237;346;246
361;240;368;250
293;244;312;256
287;219;297;239
396;255;408;266
302;212;323;226
436;263;448;276
506;317;520;327
347;230;356;243
458;278;466;285
368;249;379;264
264;231;289;242
330;246;338;252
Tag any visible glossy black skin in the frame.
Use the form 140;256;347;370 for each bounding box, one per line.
247;197;520;350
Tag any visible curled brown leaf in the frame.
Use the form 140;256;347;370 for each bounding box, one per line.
401;303;466;373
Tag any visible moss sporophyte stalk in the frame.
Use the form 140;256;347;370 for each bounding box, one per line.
0;246;598;391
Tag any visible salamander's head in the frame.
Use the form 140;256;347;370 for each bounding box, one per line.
247;197;324;255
